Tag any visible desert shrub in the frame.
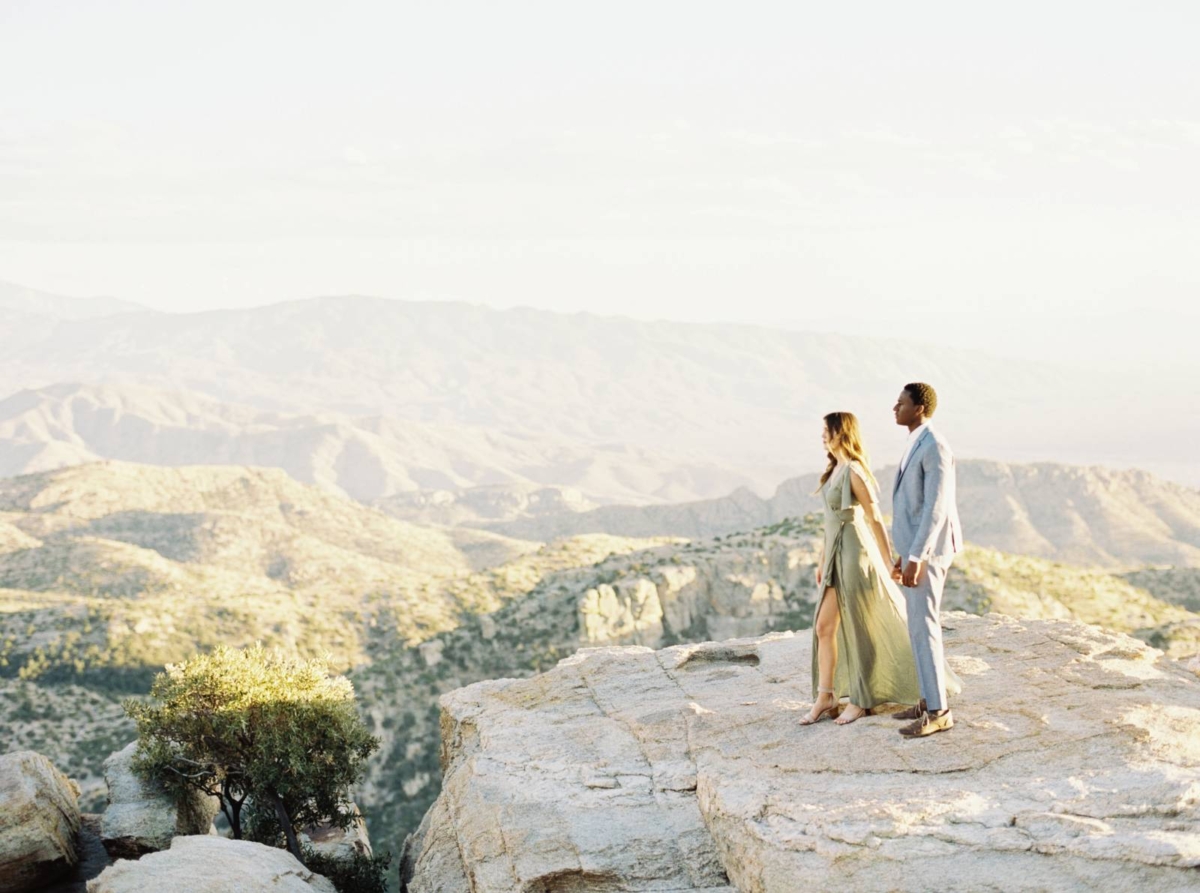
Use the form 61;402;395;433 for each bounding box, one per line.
301;846;391;893
125;643;378;864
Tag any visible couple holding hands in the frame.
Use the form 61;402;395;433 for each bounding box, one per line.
800;382;963;739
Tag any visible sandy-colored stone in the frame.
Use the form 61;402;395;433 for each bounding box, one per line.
86;836;335;893
0;751;81;893
98;742;220;858
401;614;1200;892
579;540;814;649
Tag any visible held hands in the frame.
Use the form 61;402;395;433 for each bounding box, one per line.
901;559;927;588
891;558;903;584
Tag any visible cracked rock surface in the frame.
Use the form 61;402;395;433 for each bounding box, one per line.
400;613;1200;892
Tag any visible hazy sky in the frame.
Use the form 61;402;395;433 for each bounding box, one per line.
2;1;1198;369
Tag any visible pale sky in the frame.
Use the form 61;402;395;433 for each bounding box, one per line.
2;1;1199;370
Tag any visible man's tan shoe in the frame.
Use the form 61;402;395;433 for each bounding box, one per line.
899;709;954;738
891;699;927;721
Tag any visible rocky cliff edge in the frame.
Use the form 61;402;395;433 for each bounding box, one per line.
400;613;1200;892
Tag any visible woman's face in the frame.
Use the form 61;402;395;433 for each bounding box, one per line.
821;425;832;453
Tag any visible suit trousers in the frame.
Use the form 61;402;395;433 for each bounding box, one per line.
904;561;950;711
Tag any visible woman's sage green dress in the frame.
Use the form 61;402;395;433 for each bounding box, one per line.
813;463;923;709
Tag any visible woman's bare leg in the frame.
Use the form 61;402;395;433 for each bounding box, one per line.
815;586;840;693
801;587;841;722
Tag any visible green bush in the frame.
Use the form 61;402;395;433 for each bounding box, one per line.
301;845;392;893
125;643;379;864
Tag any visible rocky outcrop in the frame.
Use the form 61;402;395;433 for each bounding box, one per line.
86;836;336;893
579;534;817;648
98;742;219;858
401;614;1200;892
0;751;81;893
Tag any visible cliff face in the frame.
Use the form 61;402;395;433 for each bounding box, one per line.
401;614;1200;892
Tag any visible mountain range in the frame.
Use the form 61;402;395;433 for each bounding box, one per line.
0;381;759;505
3;282;1197;502
0;279;146;320
4;379;1195;568
5;378;1198;568
456;460;1200;568
0;461;473;682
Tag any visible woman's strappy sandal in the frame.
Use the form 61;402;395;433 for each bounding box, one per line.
798;687;840;725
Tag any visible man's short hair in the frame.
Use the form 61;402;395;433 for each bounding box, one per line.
903;382;938;417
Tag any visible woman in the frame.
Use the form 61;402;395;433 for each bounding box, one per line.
799;412;922;725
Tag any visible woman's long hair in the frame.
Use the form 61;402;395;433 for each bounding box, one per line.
816;411;879;492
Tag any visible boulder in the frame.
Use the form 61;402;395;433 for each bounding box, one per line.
99;742;220;858
401;613;1200;892
86;836;335;893
0;751;81;893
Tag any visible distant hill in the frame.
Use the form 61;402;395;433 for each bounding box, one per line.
0;381;759;504
10;385;1198;569
0;459;500;690
0;459;471;579
0;280;146;319
473;460;1200;567
0;455;679;685
372;482;598;525
1;288;1195;498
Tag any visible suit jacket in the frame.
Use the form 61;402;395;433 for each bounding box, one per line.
891;426;962;567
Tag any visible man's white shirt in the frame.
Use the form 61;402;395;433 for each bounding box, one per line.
899;422;929;475
899;422;930;565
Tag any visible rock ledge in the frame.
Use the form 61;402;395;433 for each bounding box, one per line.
401;613;1200;892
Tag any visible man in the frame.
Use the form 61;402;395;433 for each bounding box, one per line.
890;382;962;738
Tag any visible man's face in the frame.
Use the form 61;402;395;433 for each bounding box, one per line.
894;390;923;427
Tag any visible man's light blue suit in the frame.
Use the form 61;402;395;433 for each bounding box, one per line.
891;425;962;711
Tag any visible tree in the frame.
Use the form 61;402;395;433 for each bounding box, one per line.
125;643;379;864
